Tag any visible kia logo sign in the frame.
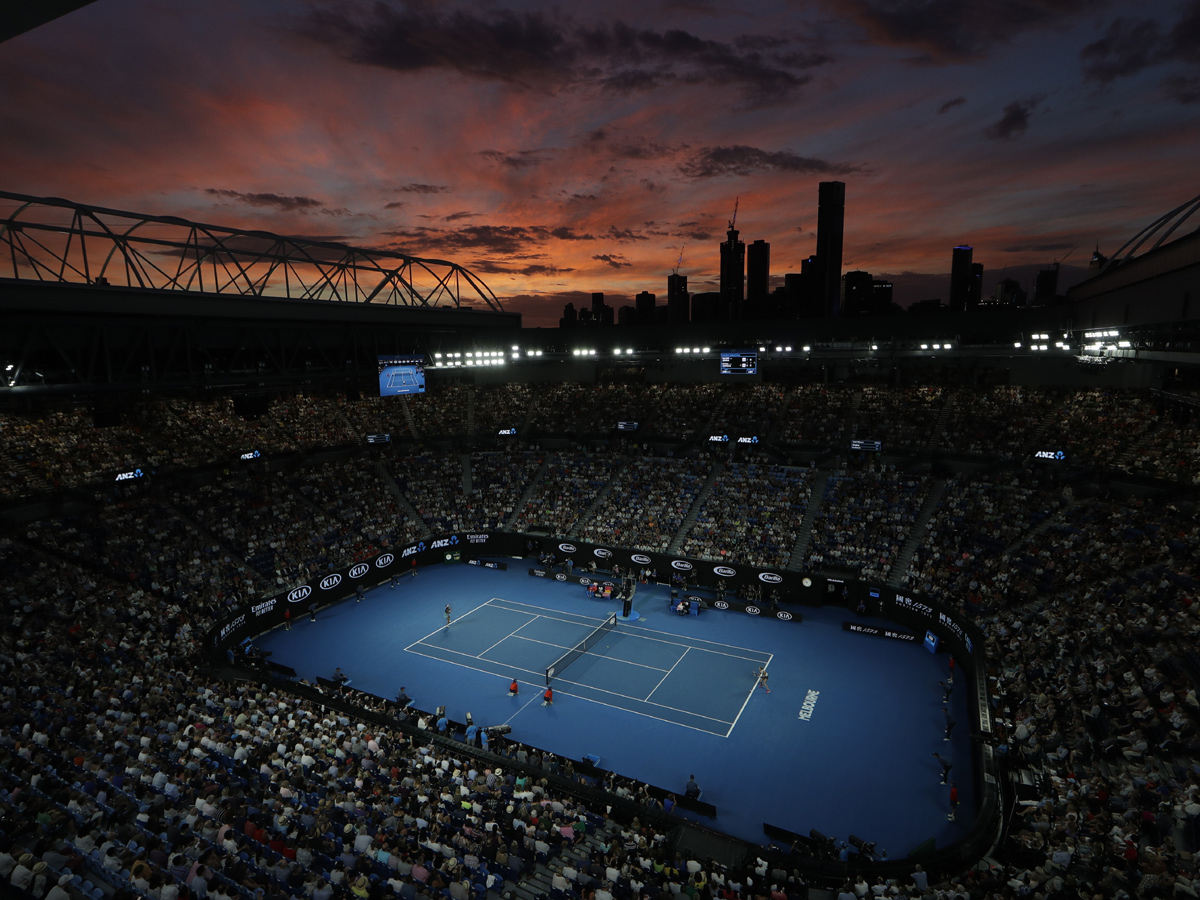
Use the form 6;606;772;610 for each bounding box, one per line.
349;563;369;579
554;573;567;582
558;543;576;553
287;585;312;603
713;600;729;610
713;566;736;577
376;554;395;568
631;554;651;565
319;574;342;591
776;611;793;621
745;605;762;616
758;572;782;584
594;549;612;558
671;560;693;571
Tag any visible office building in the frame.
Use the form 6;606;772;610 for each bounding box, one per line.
815;181;845;318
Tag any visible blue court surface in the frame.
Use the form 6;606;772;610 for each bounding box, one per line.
255;562;974;857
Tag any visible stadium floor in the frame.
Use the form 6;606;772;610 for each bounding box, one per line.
254;561;974;857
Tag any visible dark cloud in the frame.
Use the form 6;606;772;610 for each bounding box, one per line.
396;183;450;194
1081;18;1163;83
593;254;632;269
303;3;830;103
384;201;405;210
444;210;480;222
831;0;1097;63
680;230;713;241
563;191;598;203
607;226;649;242
204;189;324;211
472;260;575;276
678;145;859;179
1001;241;1078;253
937;96;966;114
384;223;593;256
480;149;552;169
1079;4;1200;102
982;98;1042;141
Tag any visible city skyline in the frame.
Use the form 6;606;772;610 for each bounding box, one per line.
2;0;1198;326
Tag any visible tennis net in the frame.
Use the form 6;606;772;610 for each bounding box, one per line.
546;613;618;685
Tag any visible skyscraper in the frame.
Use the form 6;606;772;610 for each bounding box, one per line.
667;273;689;323
841;270;874;316
635;291;656;324
815;181;845;318
719;221;745;311
747;239;770;300
949;246;974;313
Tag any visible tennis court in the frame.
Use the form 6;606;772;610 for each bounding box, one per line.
407;598;771;736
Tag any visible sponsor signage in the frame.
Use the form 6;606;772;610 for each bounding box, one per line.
467;534;489;544
713;565;736;577
114;468;144;482
529;567;549;578
893;593;933;618
736;436;759;444
468;559;507;570
348;563;370;579
1034;450;1066;460
498;427;517;436
594;548;612;559
758;572;782;584
671;560;693;571
239;450;261;460
219;614;246;641
375;553;395;569
630;554;651;565
430;536;459;549
708;434;729;442
850;439;882;452
319;573;343;592
798;689;820;721
843;621;918;642
365;433;391;444
745;605;761;616
558;543;576;553
287;585;313;603
401;545;419;558
616;421;639;431
250;599;277;618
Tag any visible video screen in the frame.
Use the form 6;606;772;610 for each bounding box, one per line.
720;350;758;375
377;355;426;397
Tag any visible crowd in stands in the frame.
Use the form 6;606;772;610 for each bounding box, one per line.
681;465;812;569
807;464;930;582
576;457;708;553
3;382;1200;900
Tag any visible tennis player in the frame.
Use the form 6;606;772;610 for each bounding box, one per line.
756;666;771;693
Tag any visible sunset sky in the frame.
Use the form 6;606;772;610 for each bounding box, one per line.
2;0;1199;326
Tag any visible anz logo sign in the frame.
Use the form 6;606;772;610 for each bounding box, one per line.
349;563;370;579
114;468;144;482
319;573;342;591
287;585;312;603
240;450;261;460
431;536;459;549
1034;450;1066;460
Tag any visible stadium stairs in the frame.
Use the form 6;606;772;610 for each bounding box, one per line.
373;461;434;539
668;461;725;555
402;395;420;440
787;470;830;570
463;453;473;493
886;477;949;588
466;388;477;443
505;453;556;531
567;470;617;540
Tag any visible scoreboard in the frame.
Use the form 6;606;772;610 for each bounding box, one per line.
720;350;758;375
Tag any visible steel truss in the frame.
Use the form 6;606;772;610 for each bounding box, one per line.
0;190;503;310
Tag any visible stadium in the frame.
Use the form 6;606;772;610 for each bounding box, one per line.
1;181;1200;900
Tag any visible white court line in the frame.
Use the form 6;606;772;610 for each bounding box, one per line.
544;684;731;737
616;619;772;663
644;647;689;702
405;600;509;651
503;690;543;727
549;670;733;725
726;650;774;736
507;634;670;674
486;597;614;629
405;645;546;684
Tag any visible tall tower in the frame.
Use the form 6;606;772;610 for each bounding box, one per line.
815;181;845;318
747;239;770;300
719;200;745;314
667;272;689;323
949;245;974;313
